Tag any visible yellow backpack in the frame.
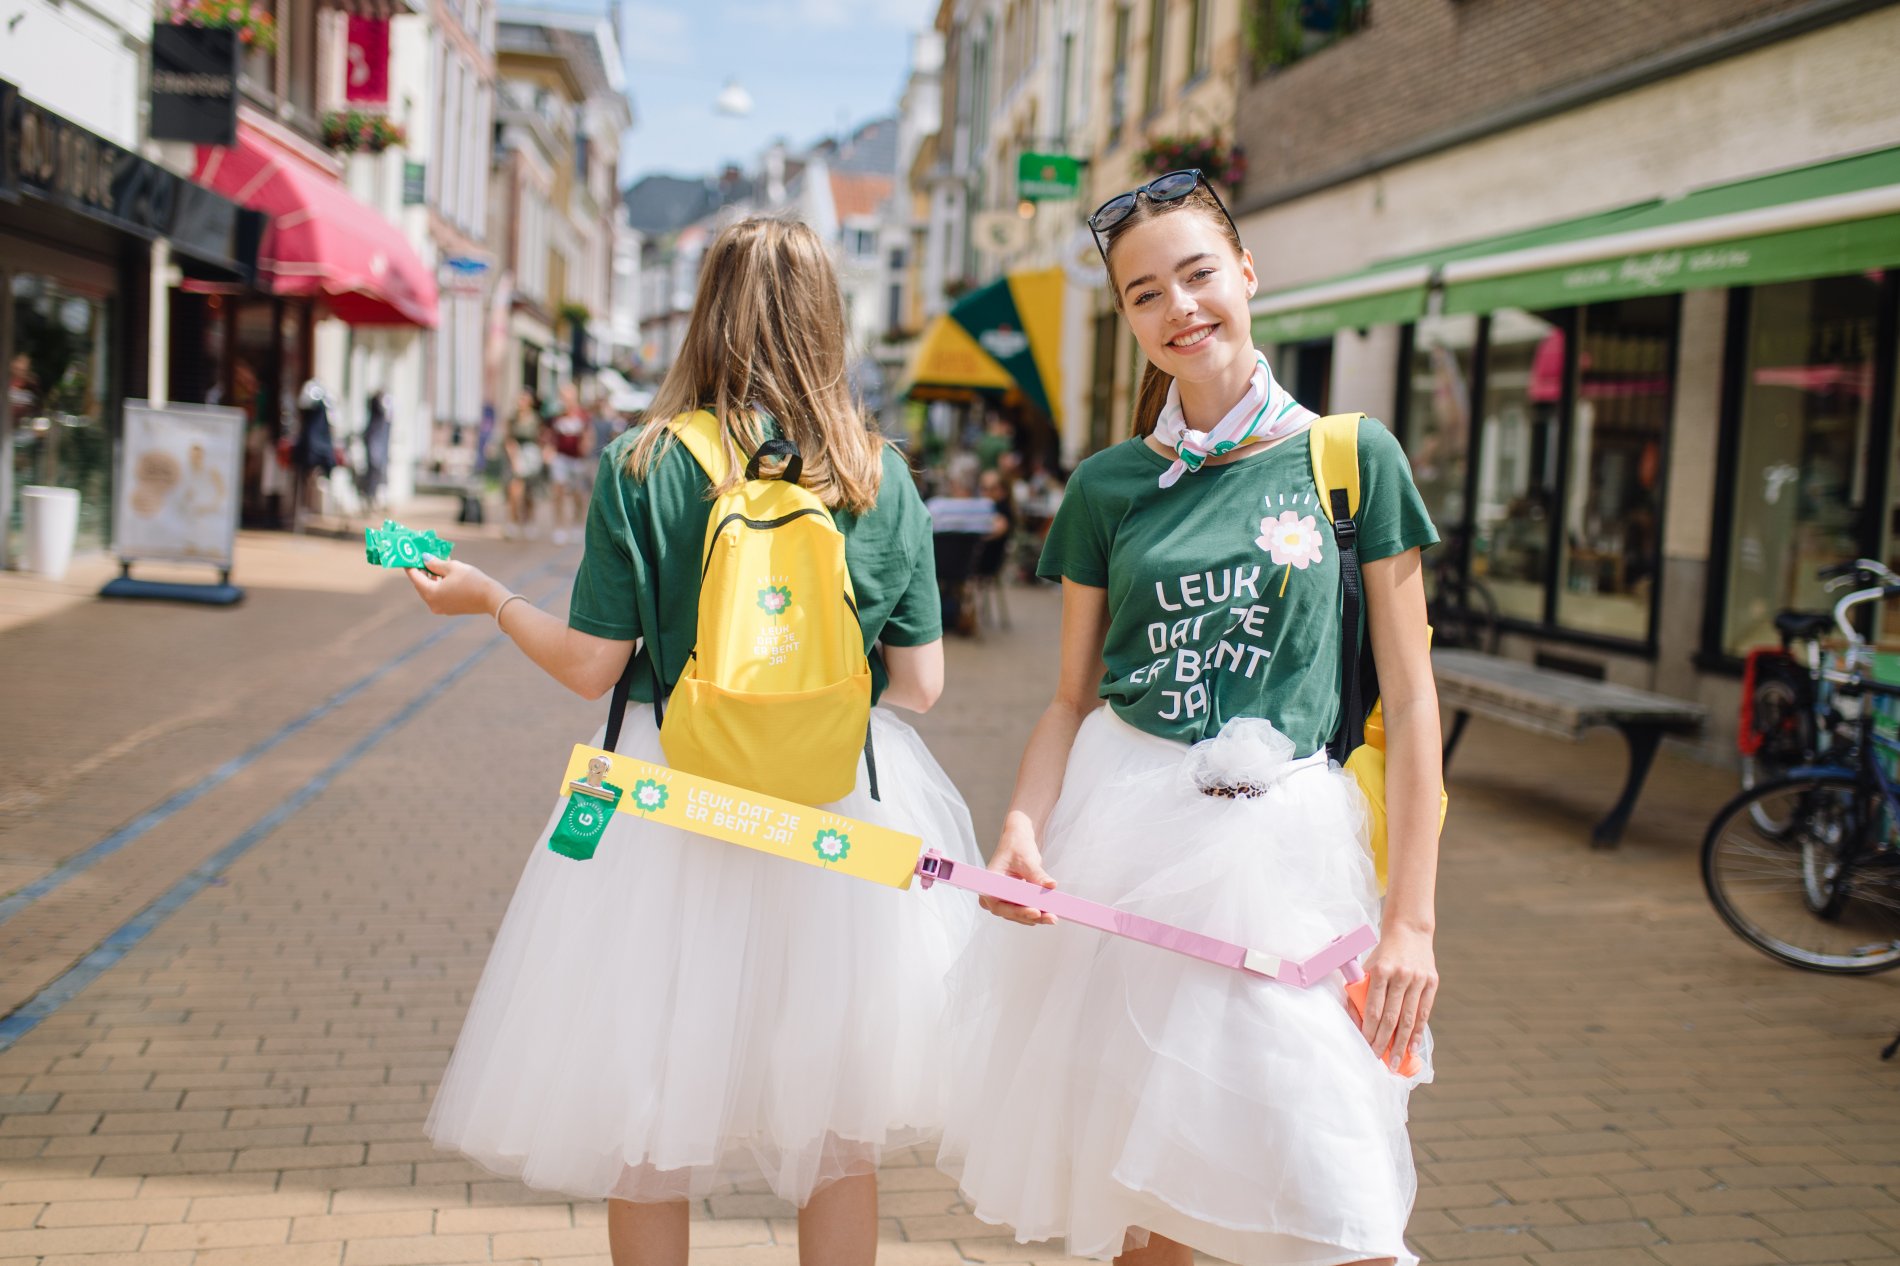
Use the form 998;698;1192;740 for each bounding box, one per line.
608;411;875;806
1308;412;1447;891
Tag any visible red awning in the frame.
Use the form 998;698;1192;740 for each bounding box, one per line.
193;124;437;328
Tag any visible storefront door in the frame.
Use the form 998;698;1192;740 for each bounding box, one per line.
4;264;115;566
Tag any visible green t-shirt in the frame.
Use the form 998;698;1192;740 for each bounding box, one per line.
1038;417;1438;753
569;428;941;703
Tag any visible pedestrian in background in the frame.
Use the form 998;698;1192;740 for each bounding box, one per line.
355;389;392;517
502;389;545;539
936;170;1444;1266
405;216;980;1266
926;459;1007;635
548;383;593;544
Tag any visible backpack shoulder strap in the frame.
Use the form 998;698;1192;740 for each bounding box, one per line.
667;410;733;484
1307;412;1365;520
606;411;730;752
1312;412;1369;763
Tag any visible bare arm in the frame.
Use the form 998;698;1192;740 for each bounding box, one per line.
1359;547;1442;1066
983;579;1110;925
407;557;632;700
879;641;945;713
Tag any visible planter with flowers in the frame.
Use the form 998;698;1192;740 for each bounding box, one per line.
321;110;407;154
1133;135;1246;189
167;0;277;53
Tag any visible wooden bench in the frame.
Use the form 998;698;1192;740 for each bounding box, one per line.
1433;648;1708;848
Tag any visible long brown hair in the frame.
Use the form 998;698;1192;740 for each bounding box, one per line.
1099;183;1247;437
627;217;884;512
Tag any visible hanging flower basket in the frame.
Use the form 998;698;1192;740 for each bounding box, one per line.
168;0;277;55
321;110;407;154
1134;135;1247;188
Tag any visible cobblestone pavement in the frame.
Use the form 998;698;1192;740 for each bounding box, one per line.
0;523;1896;1265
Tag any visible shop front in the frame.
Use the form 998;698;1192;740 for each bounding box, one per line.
183;120;436;526
0;80;257;568
1251;144;1900;746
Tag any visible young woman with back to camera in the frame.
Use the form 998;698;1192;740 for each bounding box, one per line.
936;170;1445;1266
406;217;981;1266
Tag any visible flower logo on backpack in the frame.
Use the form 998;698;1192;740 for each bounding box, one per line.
757;584;793;618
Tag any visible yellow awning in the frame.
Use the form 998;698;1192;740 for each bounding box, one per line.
902;311;1017;395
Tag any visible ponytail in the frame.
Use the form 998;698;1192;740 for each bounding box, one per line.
1132;361;1173;437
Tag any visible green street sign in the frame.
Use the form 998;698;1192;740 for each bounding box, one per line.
1018;152;1080;202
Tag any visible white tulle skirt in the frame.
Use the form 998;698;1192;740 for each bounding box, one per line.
425;704;982;1204
936;708;1431;1266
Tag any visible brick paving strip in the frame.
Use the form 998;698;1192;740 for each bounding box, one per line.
1;546;1897;1264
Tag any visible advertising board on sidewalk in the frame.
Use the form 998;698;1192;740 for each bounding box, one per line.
112;400;244;571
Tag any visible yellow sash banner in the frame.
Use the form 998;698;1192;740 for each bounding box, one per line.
557;744;926;889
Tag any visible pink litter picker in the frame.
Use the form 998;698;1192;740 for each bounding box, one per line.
913;849;1378;990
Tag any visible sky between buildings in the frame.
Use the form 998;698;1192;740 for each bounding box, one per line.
617;0;930;185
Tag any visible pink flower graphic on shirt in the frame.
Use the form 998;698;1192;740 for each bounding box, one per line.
1257;510;1324;597
1258;511;1324;568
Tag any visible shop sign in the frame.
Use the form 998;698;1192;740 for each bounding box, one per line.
402;159;426;205
0;80;254;275
1017;151;1080;202
345;17;391;105
149;24;238;146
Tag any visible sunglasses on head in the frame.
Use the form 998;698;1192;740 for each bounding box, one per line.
1087;169;1240;267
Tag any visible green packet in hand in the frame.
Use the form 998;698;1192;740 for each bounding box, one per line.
366;520;454;569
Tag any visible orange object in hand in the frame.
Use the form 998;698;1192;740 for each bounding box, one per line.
1344;976;1424;1077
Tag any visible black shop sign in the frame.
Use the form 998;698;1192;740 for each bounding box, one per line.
0;80;257;277
150;25;239;146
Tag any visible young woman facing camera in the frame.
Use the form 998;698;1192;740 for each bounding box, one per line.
937;171;1444;1266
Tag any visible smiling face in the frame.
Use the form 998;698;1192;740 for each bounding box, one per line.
1105;203;1257;399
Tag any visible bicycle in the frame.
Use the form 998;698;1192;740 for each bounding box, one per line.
1735;559;1900;833
1704;571;1900;974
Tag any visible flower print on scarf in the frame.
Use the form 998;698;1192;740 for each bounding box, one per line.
1257;509;1325;596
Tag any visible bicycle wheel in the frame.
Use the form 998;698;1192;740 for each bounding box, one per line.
1703;773;1900;974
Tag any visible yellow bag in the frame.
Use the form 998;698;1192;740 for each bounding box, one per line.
1308;412;1447;891
636;411;873;806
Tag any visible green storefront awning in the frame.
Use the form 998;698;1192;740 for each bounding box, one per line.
1249;144;1900;334
1440;144;1900;313
1251;202;1651;341
1251;267;1430;343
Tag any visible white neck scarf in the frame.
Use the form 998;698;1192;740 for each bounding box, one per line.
1152;350;1316;488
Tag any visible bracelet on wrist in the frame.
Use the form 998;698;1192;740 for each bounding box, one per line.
493;592;529;627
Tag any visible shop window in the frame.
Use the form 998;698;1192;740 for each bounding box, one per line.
240;0;280;100
1469;308;1567;626
8;275;113;558
1400;314;1478;538
1720;275;1886;657
1554;295;1677;641
1248;0;1371;73
1109;6;1131;143
1142;0;1166;118
1187;0;1212;83
287;0;319;122
1281;337;1333;416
